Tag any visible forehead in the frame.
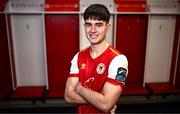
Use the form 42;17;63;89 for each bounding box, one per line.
84;19;106;24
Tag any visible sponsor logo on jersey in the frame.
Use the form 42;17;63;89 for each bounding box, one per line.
115;67;127;83
81;63;86;69
96;63;106;74
83;77;95;89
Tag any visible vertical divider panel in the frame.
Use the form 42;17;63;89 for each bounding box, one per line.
0;14;13;99
175;39;180;88
6;14;17;90
42;13;49;90
175;16;180;88
170;15;180;84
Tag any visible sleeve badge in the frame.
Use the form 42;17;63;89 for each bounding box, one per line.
115;67;127;83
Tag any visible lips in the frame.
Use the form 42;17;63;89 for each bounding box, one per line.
89;34;98;39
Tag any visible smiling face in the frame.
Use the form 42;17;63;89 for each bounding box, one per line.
84;19;110;45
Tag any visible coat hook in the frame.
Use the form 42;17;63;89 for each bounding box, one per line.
26;24;29;30
159;25;162;30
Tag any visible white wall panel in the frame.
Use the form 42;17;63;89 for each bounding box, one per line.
11;15;46;86
144;15;176;83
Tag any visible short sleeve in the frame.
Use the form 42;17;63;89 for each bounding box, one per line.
70;52;79;74
107;54;128;86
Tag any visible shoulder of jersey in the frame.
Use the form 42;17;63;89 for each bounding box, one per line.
79;46;90;53
109;47;121;56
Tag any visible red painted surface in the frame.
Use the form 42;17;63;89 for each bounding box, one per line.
175;27;180;88
116;15;148;85
116;15;148;95
11;86;46;99
45;0;79;11
122;84;148;95
171;16;180;88
0;0;8;11
114;0;147;12
145;82;180;94
45;15;79;97
0;14;13;99
170;16;180;83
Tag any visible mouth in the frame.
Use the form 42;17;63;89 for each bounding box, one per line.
89;34;98;39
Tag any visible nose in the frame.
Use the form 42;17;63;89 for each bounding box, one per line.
90;25;97;33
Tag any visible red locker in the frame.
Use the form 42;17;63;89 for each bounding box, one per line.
0;0;8;11
0;14;13;99
45;15;79;98
116;15;148;95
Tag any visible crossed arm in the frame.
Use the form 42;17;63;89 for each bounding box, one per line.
64;77;123;113
64;77;87;104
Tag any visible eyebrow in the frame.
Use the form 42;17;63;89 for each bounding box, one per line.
84;22;104;25
95;22;103;25
84;22;91;25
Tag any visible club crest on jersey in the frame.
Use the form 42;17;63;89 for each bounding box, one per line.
96;63;106;74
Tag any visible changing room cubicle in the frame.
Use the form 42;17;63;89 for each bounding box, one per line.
4;0;48;100
144;0;180;96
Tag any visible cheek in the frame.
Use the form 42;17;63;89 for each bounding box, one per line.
85;28;91;33
99;28;107;35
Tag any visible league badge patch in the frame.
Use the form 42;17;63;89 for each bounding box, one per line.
115;67;127;83
96;63;106;74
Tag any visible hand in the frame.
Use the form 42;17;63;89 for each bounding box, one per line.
76;83;83;94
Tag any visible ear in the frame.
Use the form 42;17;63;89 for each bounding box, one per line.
106;23;111;31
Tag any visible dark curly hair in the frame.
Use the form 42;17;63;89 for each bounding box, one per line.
83;4;110;23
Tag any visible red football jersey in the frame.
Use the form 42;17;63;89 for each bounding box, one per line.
69;45;128;113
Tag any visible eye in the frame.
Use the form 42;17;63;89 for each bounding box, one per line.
96;23;103;28
84;23;91;28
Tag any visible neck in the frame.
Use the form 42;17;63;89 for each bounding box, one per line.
90;41;110;59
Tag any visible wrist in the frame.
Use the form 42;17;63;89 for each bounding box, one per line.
76;83;83;94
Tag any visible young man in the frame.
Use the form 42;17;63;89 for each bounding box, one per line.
65;4;128;113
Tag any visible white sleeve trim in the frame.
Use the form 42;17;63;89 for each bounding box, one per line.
108;54;128;79
70;52;79;74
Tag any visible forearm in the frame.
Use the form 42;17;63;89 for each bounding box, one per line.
76;84;113;112
64;77;87;104
65;90;87;104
